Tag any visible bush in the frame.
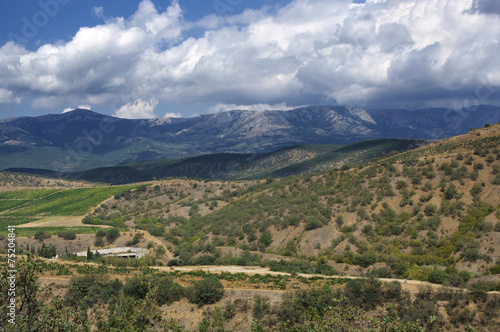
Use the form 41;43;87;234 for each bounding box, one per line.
94;236;105;247
259;231;272;248
106;228;120;244
344;278;384;310
253;295;271;320
315;264;337;276
152;276;184;305
57;230;77;240
34;230;51;242
305;218;323;230
458;270;472;283
193;255;216;266
38;243;57;258
189;276;225;305
490;265;500;274
65;274;110;307
123;276;148;299
468;280;498;295
424;204;437;217
128;233;143;246
428;269;448;284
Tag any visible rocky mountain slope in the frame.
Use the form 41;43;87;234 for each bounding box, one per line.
1;105;499;171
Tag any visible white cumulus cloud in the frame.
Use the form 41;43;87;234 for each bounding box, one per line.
0;88;21;105
163;112;182;118
114;98;159;119
62;104;92;113
1;0;500;114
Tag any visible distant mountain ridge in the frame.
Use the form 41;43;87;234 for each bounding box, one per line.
0;105;499;171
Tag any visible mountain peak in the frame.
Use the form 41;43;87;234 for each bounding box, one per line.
62;108;104;117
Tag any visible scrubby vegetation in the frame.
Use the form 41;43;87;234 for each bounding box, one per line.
1;124;500;330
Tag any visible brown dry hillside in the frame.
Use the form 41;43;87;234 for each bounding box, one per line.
75;124;500;282
1;125;500;331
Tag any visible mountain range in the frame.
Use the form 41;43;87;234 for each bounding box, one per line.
1;105;499;172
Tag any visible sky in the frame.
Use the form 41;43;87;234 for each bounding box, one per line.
0;0;499;119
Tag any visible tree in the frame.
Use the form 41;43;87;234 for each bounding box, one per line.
190;276;225;305
258;231;272;248
38;243;57;259
106;228;120;244
428;269;447;284
86;246;94;260
1;253;90;331
444;183;458;200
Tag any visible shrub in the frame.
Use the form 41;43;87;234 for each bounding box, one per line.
344;278;383;310
57;230;77;240
490;265;500;274
315;264;337;276
258;231;272;248
193;255;216;266
253;295;271;320
468;280;498;295
444;184;458;200
38;243;57;258
65;274;110;307
153;276;184;305
306;218;323;230
353;253;377;268
335;215;344;226
423;204;438;217
34;230;51;242
123;276;148;299
106;228;120;244
129;233;143;246
189;276;225;305
94;236;105;247
428;269;448;284
458;270;472;283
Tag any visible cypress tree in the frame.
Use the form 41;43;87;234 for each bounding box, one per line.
86;246;93;260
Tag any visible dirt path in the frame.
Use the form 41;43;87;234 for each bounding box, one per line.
33;261;500;297
16;215;113;228
151;265;500;295
133;229;175;260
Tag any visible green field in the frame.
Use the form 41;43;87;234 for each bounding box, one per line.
0;185;141;235
0;217;40;228
12;226;107;237
0;188;61;200
0;189;61;213
2;186;139;217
